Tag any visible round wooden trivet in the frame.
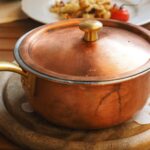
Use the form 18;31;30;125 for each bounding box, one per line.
0;72;150;150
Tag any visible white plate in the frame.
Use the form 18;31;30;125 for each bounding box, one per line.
22;0;150;25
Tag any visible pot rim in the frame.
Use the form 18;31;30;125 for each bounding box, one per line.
14;19;150;85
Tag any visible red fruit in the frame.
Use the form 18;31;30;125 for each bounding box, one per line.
111;5;129;22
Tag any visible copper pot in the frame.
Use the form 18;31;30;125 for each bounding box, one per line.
0;19;150;129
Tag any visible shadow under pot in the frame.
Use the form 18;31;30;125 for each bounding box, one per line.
0;19;150;129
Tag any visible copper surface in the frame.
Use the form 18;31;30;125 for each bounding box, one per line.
26;72;150;129
0;19;150;129
19;19;150;82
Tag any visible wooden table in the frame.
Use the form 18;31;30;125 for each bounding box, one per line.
0;19;41;150
0;19;149;150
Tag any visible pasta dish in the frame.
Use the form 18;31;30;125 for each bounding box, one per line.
50;0;112;19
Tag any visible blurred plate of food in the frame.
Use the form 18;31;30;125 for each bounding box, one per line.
21;0;150;25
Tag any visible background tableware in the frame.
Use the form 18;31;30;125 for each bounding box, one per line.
21;0;150;25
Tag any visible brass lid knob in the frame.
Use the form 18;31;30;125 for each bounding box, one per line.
79;20;103;42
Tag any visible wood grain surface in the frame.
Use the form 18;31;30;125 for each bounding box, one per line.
0;73;149;150
0;19;149;149
0;19;40;150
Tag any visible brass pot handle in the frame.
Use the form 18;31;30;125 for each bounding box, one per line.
0;61;27;77
79;20;103;42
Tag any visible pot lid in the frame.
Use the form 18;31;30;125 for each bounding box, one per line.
15;19;150;84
